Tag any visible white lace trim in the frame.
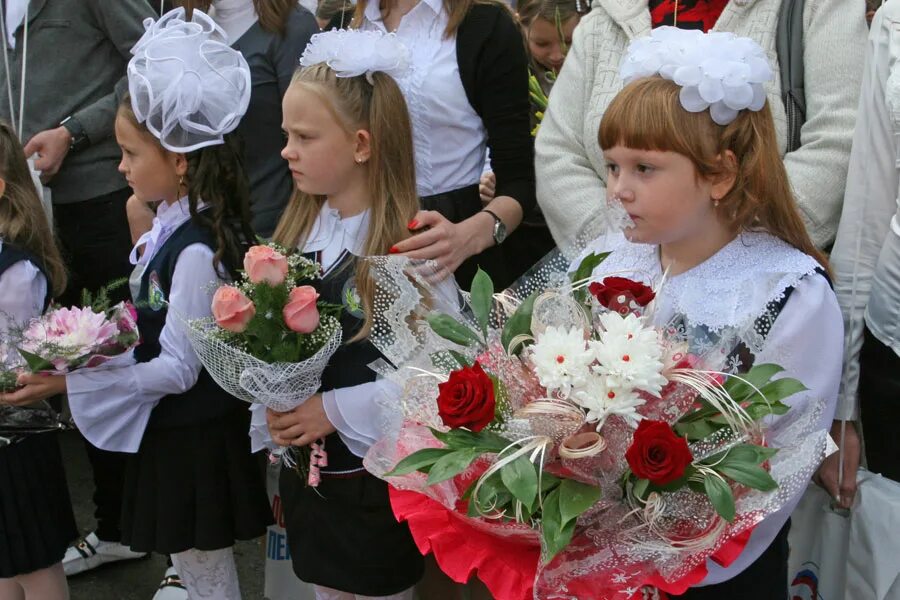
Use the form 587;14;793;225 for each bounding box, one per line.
582;231;822;334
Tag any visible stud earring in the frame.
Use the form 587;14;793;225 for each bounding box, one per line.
713;198;720;208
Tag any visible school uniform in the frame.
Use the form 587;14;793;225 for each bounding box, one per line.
0;241;78;577
251;203;424;597
65;198;272;555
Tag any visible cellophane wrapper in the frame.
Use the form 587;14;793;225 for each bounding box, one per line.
181;313;342;412
361;212;831;599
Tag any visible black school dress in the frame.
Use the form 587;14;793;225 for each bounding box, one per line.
118;219;273;554
0;245;78;577
280;250;424;596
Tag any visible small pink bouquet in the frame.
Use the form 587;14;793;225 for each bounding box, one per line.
16;299;139;374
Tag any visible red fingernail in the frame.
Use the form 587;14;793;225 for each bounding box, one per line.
389;245;399;254
407;219;419;230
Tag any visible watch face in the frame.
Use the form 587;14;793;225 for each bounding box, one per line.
495;221;508;244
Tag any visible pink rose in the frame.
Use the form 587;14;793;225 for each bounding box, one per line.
212;286;256;333
283;286;320;334
244;245;289;286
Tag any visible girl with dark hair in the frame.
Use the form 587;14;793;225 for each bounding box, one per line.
0;119;75;600
9;11;272;599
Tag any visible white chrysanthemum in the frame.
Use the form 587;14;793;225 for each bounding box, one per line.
590;312;667;398
571;375;645;430
529;325;593;397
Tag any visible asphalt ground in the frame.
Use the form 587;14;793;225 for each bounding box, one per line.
60;430;266;600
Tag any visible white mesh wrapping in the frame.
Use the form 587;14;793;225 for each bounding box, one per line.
127;8;252;152
182;314;342;412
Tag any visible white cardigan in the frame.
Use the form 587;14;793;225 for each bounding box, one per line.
535;0;867;253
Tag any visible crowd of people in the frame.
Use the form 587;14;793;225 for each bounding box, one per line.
0;0;895;599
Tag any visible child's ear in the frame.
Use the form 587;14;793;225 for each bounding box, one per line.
354;129;372;164
172;152;189;177
711;150;738;201
0;177;7;199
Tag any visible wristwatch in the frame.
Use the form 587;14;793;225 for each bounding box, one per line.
481;208;508;245
60;116;90;153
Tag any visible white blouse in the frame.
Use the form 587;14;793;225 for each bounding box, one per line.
575;231;842;586
0;240;47;353
67;198;223;453
360;0;487;197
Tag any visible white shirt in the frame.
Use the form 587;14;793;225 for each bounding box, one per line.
67;198;223;453
576;231;842;586
360;0;486;197
0;240;47;358
831;1;900;421
4;0;28;49
209;0;259;44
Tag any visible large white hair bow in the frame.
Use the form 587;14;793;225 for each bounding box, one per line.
300;29;410;83
127;8;252;153
620;27;774;126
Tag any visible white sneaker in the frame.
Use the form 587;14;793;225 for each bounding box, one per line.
62;531;148;576
152;567;189;600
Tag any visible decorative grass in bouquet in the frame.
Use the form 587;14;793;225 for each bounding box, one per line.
181;242;342;481
363;252;825;600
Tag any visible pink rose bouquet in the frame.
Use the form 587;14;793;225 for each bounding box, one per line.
182;242;343;482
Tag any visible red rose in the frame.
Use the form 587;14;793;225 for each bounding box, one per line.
588;277;655;314
625;419;693;486
437;362;496;432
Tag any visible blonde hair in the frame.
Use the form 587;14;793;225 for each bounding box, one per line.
599;77;829;272
273;65;419;340
0;120;67;296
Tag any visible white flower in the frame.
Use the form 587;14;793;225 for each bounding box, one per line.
571;375;646;430
528;325;594;398
590;312;667;398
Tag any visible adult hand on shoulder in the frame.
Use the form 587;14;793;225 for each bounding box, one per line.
265;394;336;448
391;210;493;280
814;420;861;509
0;372;67;407
24;127;72;183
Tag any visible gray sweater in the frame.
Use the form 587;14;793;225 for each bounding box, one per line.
0;0;156;203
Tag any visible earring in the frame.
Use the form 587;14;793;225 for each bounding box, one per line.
713;198;720;208
355;157;364;164
179;175;185;188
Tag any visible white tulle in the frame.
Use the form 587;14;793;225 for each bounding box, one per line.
300;29;410;83
127;8;252;152
620;27;774;126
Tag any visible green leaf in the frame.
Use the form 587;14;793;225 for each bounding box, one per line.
426;448;483;485
571;252;611;304
753;378;808;404
16;348;53;372
500;455;539;510
471;473;513;516
540;488;577;562
722;364;784;399
448;350;471;368
426;314;483;347
385;448;454;477
430;427;511;453
674;419;720;441
705;444;778;466
704;474;736;522
500;291;538;355
540;472;561;493
716;462;778;492
632;477;650;500
469;268;494;338
558;479;601;525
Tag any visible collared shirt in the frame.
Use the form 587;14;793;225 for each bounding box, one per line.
360;0;486;197
67;197;222;453
0;240;46;350
831;3;900;420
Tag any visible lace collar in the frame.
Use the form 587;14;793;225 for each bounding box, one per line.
581;230;821;332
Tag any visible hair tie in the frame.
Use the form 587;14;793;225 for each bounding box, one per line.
620;27;774;125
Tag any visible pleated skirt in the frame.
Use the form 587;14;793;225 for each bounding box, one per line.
0;432;78;577
121;408;273;554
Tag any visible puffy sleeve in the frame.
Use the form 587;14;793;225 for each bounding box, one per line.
66;244;220;453
0;258;47;339
700;272;842;586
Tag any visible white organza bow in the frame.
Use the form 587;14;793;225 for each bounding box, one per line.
620;27;774;125
300;29;410;83
127;8;252;152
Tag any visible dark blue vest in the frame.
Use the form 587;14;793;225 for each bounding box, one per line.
0;244;50;311
308;250;383;474
135;219;243;430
